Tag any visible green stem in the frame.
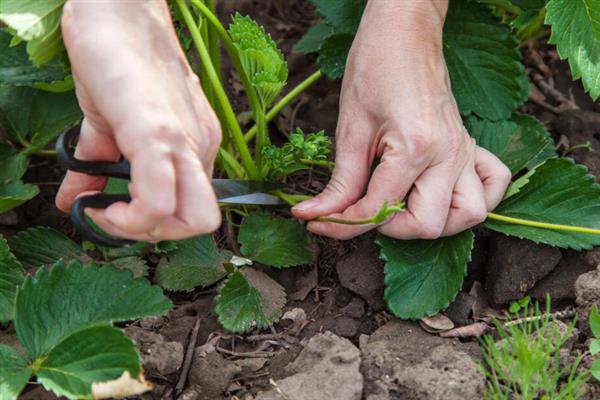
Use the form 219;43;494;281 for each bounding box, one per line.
219;148;245;178
255;106;268;173
486;213;600;235
245;70;322;142
300;158;334;168
205;0;221;82
190;0;264;136
271;189;299;206
176;0;259;178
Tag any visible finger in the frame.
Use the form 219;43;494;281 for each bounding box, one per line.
56;119;120;212
292;122;372;221
85;208;156;242
102;146;176;234
441;167;488;236
475;147;512;211
377;163;458;240
149;153;221;240
306;153;424;240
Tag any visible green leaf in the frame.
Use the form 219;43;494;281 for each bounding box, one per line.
0;85;81;151
8;227;85;269
527;141;558;170
486;158;600;250
108;257;148;279
316;34;354;79
309;0;366;34
590;339;600;355
377;230;474;319
0;181;39;213
0;0;66;65
263;129;331;178
0;145;28;184
545;0;600;99
229;14;287;107
155;235;231;291
0;29;67;86
294;21;333;53
592;359;600;381
0;235;25;323
239;214;317;268
215;268;286;333
36;325;142;400
15;260;172;359
0;345;31;400
465;113;553;174
590;305;600;338
444;1;528;120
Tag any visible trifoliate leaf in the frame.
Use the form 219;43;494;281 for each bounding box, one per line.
0;235;24;324
294;21;332;53
229;14;287;107
309;0;366;34
36;325;146;400
8;226;86;269
109;257;148;279
0;29;68;86
465;113;553;174
15;260;172;359
444;1;529;120
0;181;39;213
215;268;286;333
545;0;600;99
0;345;31;400
486;158;600;250
239;214;318;268
0;85;81;151
317;33;354;79
155;235;231;291
0;0;66;65
377;230;474;319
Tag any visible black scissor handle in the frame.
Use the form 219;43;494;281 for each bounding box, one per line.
56;126;131;179
56;127;135;247
71;194;136;247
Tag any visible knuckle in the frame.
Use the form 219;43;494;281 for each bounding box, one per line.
498;164;512;186
144;200;175;219
463;207;488;226
416;223;444;239
409;131;435;154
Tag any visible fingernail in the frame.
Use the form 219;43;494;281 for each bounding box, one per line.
292;198;320;212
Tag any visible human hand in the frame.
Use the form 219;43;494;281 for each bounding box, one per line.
292;0;511;240
56;0;222;241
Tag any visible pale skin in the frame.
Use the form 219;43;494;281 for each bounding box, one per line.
57;0;511;242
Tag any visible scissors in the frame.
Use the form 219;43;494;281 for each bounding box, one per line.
56;126;286;247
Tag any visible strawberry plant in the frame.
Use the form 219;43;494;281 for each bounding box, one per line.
1;0;600;398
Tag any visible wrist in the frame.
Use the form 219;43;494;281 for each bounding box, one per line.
362;0;448;44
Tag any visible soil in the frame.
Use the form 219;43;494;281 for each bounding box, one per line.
2;1;600;399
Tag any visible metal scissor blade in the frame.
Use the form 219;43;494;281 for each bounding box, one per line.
212;179;284;199
212;179;287;205
218;192;287;205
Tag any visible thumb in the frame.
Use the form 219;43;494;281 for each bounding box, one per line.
292;143;370;220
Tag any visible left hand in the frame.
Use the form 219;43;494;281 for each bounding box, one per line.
292;0;511;240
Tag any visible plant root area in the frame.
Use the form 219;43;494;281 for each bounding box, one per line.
4;1;600;399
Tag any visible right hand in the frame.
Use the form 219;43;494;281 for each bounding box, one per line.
56;0;222;242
